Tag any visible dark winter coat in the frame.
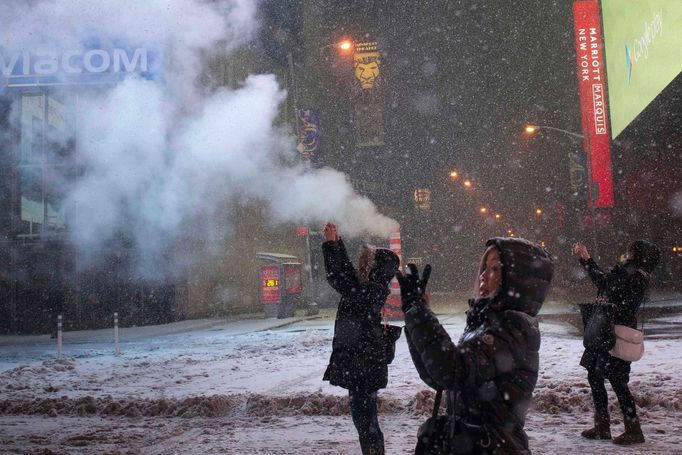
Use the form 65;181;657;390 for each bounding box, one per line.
405;237;554;454
579;258;650;382
322;239;399;392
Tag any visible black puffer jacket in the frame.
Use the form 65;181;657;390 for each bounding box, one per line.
579;258;650;380
405;238;554;454
579;258;648;328
323;239;399;391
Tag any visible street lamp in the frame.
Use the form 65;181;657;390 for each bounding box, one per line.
524;124;584;141
318;39;354;56
449;170;459;180
463;179;472;189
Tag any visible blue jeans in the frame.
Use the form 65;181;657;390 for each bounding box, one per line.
349;389;384;454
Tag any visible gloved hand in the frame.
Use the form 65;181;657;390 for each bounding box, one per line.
396;263;432;314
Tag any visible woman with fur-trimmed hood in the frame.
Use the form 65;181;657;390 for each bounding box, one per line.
398;237;554;454
322;222;400;455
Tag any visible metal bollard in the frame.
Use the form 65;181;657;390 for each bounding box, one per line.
114;312;120;356
57;314;63;360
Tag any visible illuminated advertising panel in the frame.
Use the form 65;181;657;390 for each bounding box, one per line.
573;0;614;208
284;264;302;295
601;0;682;138
260;265;281;304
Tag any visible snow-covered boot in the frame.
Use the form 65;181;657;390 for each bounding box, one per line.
581;413;611;440
613;417;645;445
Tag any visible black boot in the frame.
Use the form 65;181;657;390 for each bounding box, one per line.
581;412;611;440
359;437;384;455
613;417;645;445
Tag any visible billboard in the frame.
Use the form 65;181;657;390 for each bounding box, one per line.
602;0;682;138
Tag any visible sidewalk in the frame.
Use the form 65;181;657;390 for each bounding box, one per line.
0;311;326;348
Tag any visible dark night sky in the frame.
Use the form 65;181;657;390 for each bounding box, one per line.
261;0;681;274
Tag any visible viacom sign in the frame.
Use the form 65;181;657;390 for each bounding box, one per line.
1;48;160;87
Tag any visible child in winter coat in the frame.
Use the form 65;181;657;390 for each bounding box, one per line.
322;222;400;455
398;237;554;454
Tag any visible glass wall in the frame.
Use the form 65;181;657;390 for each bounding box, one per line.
18;92;73;238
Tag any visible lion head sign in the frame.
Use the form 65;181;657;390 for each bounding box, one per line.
352;41;385;147
353;41;381;90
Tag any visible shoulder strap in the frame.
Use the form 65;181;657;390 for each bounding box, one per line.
431;389;442;419
637;268;649;333
424;389;443;439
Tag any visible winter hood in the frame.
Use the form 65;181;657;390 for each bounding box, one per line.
485;237;554;317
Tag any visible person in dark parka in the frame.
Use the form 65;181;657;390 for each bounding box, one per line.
322;222;400;455
572;239;661;445
398;237;554;454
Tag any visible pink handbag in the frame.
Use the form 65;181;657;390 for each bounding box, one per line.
609;325;644;362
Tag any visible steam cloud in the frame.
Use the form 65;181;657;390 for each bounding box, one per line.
0;0;398;273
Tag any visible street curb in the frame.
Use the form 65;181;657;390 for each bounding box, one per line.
254;314;327;332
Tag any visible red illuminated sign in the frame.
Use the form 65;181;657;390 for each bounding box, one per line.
260;265;281;304
284;265;302;295
573;0;614;208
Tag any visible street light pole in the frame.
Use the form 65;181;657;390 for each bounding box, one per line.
288;40;353;312
524;123;600;261
525;124;584;140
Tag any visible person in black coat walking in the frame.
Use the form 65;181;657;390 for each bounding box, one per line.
572;239;661;445
398;237;554;454
322;222;400;455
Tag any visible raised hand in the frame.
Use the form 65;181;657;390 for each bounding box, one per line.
572;242;591;260
396;263;432;313
324;222;340;242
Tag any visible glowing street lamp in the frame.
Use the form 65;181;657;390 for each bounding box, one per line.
480;207;488;214
524;124;584;140
495;213;501;220
338;39;353;52
535;208;543;216
463;180;472;189
449;170;459;180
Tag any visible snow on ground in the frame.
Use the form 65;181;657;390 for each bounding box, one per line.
1;308;681;454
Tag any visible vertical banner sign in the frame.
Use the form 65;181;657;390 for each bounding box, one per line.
573;0;615;208
296;109;322;163
413;188;432;210
352;41;385;146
